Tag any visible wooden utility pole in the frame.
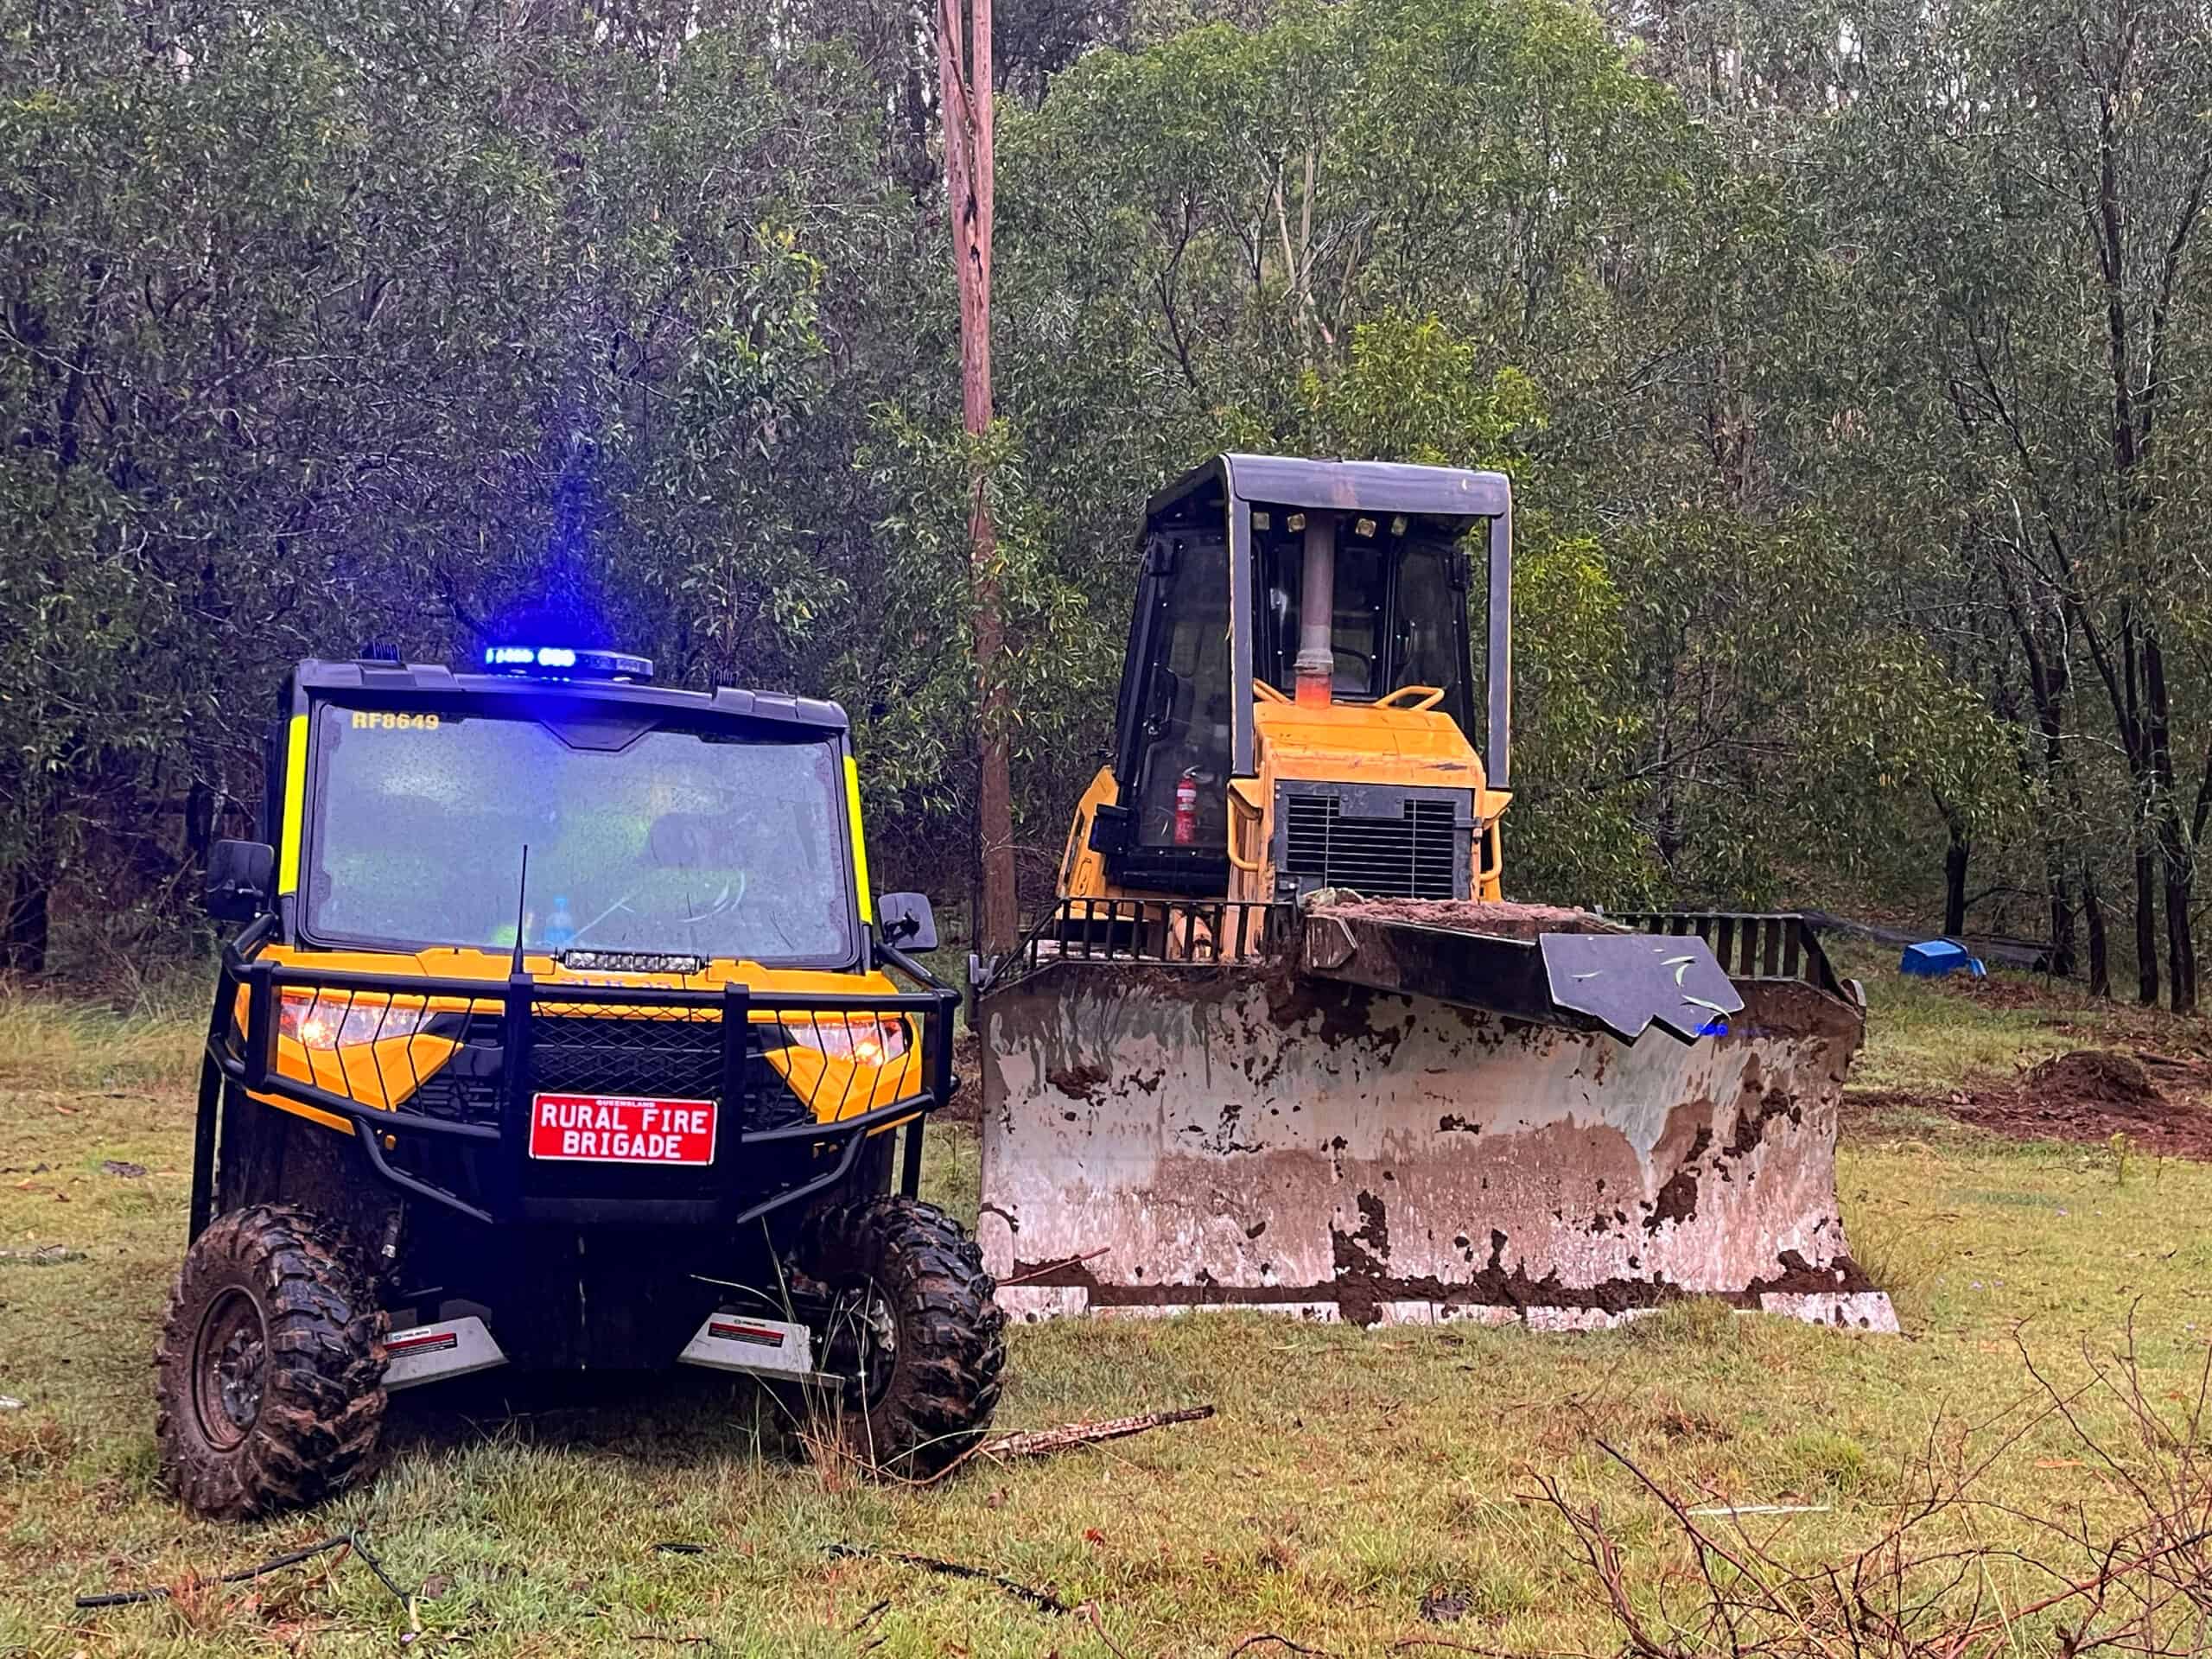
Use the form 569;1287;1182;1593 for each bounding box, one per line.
937;0;1018;956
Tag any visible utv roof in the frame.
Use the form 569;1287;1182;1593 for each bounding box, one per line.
1146;454;1513;523
292;658;849;731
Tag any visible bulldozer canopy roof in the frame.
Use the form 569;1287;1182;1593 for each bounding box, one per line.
1147;454;1512;524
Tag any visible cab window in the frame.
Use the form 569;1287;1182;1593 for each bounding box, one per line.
1255;514;1472;733
1121;536;1233;849
303;706;857;965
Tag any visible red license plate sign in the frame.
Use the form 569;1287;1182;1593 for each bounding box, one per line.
529;1094;716;1165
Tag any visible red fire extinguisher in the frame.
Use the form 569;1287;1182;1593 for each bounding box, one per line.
1173;769;1200;845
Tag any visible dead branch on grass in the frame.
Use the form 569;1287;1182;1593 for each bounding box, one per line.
74;1532;412;1613
1526;1320;2212;1656
1224;1632;1340;1656
984;1404;1216;1460
824;1542;1069;1615
826;1402;1218;1489
1083;1599;1141;1657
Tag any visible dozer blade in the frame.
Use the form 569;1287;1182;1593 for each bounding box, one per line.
976;906;1894;1332
1298;901;1744;1042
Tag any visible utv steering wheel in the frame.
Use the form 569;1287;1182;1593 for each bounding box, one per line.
567;870;749;945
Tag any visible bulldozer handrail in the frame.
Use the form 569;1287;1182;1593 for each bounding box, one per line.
1614;911;1853;1002
1225;790;1264;873
978;897;1289;995
1374;685;1448;712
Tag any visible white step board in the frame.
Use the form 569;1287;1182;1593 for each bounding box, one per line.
677;1313;823;1381
385;1316;509;1389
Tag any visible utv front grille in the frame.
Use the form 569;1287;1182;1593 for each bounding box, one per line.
406;1009;804;1133
1278;785;1469;900
530;1008;724;1102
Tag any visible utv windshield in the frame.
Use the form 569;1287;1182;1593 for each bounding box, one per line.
302;705;856;965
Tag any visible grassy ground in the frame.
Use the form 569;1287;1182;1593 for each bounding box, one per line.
4;957;2212;1656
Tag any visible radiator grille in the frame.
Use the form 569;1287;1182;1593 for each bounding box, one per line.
531;1008;725;1102
405;1010;805;1133
1281;792;1462;899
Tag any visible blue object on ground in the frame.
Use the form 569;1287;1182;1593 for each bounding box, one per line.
1900;939;1974;976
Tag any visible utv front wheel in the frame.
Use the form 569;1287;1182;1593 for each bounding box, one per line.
800;1194;1006;1478
156;1205;386;1519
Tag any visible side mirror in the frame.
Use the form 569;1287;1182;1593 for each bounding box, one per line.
206;839;276;923
878;893;938;953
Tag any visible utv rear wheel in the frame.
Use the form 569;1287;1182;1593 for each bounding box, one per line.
156;1205;386;1519
800;1195;1006;1478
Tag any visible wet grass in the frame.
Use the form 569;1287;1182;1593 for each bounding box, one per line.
4;972;2212;1656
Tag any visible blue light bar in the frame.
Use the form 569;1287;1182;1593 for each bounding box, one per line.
480;644;655;681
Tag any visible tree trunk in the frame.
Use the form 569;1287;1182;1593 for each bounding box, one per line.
2163;863;2196;1014
1942;837;1969;938
2120;611;2159;1004
2142;630;2196;1012
2035;849;2070;982
3;866;49;976
186;776;216;871
937;0;1018;957
2133;844;2159;1007
1936;792;1969;938
2082;862;2110;999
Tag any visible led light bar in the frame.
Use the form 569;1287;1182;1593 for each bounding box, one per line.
557;949;708;976
480;645;655;681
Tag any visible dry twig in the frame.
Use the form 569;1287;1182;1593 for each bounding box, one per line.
984;1405;1216;1461
75;1532;411;1613
824;1542;1067;1615
1224;1633;1339;1657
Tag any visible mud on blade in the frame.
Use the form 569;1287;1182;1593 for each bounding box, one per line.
976;909;1895;1333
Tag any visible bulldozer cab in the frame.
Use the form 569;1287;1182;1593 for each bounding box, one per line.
1091;454;1513;895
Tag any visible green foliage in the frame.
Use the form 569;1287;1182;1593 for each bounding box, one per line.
7;0;2203;969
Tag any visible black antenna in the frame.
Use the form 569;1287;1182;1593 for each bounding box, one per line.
510;844;531;976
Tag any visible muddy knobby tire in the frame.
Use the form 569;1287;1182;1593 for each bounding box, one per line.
155;1204;387;1520
799;1194;1007;1478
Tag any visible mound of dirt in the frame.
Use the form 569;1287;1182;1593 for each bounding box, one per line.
1311;897;1624;939
2021;1050;2168;1120
1946;1047;2212;1160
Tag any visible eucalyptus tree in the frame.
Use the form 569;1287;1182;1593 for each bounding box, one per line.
1818;0;2212;1006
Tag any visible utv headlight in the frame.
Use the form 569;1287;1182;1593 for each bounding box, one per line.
779;1014;911;1065
278;989;451;1050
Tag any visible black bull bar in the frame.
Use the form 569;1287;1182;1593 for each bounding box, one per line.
191;918;960;1237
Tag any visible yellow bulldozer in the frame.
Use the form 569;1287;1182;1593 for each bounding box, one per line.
973;455;1893;1332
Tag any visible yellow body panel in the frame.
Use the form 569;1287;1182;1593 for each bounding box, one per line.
1241;700;1507;902
1059;767;1122;900
1253;698;1486;780
276;715;308;896
232;943;919;1130
1064;700;1511;908
247;1089;356;1137
844;756;874;925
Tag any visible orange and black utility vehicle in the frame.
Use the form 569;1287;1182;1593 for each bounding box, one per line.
165;643;1002;1518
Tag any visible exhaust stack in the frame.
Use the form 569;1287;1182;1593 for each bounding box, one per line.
1293;511;1338;707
